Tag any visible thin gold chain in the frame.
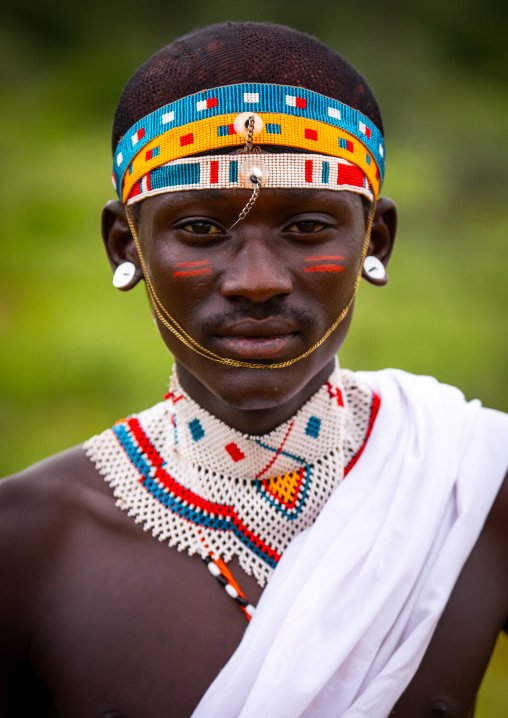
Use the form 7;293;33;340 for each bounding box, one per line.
124;201;376;369
243;114;255;154
229;115;262;230
229;183;261;231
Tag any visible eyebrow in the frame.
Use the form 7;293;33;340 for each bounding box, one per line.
161;188;352;208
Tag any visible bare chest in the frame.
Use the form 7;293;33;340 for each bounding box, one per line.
24;497;507;718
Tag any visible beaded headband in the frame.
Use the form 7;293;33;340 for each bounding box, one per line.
127;153;374;204
113;83;385;204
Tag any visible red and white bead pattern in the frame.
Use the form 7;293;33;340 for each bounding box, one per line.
84;361;378;587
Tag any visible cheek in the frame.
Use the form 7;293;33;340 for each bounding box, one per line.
145;243;215;305
144;252;220;335
164;273;217;318
299;251;358;310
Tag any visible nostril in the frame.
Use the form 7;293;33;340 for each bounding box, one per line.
221;258;293;303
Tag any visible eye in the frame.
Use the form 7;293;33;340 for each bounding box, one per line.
181;221;222;235
286;221;327;234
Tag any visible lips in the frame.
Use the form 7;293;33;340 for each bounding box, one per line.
215;319;300;361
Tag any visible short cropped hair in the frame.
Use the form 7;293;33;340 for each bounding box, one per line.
112;22;383;153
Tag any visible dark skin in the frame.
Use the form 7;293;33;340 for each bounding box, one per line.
0;187;507;717
107;189;391;433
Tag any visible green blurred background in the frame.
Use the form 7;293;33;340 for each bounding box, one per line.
1;0;507;712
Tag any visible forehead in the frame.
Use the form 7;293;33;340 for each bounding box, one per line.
136;187;366;222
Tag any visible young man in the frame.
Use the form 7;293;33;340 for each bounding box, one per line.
1;22;508;718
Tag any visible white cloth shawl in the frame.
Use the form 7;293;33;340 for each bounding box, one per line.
192;369;508;718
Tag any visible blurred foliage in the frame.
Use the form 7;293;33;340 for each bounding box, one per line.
0;1;507;713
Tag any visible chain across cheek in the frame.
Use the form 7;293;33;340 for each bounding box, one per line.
126;205;375;369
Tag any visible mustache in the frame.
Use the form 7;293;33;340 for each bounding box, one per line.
201;300;318;332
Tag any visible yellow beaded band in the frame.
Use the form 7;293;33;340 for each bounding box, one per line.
113;83;385;203
121;113;380;203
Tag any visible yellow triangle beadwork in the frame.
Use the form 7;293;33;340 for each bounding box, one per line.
263;470;303;507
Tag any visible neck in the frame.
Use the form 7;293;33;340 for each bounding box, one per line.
175;358;336;435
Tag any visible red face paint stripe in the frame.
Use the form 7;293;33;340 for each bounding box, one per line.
304;265;345;273
305;256;344;261
172;269;212;278
174;261;209;267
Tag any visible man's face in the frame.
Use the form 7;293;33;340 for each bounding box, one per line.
133;186;368;416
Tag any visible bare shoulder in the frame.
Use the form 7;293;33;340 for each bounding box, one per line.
0;446;109;541
0;446;110;668
0;447;113;604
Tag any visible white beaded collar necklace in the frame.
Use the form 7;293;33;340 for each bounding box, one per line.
84;360;379;589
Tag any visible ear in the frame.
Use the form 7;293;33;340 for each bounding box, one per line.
101;200;143;291
362;197;397;287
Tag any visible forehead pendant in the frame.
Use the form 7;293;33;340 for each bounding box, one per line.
229;113;265;230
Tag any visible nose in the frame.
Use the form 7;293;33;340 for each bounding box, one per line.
220;236;294;304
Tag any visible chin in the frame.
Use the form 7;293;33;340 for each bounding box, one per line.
178;352;337;413
211;370;304;411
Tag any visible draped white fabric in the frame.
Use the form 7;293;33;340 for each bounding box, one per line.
192;369;508;718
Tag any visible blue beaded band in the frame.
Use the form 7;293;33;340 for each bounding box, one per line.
113;83;385;197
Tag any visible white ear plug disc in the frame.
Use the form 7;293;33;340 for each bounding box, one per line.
363;256;386;280
112;261;136;288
